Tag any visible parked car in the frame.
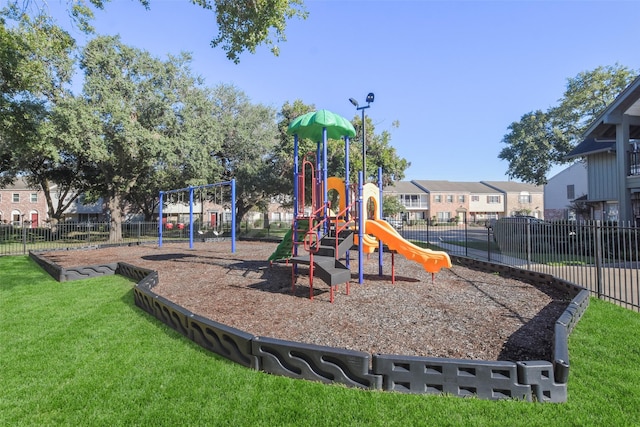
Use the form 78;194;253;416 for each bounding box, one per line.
383;217;403;230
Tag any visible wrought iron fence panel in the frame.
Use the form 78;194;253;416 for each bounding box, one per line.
2;217;638;311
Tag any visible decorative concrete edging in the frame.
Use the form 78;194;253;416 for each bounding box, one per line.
30;250;589;403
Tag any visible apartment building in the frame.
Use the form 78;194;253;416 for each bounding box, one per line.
481;181;544;219
384;180;544;223
383;181;429;221
0;178;49;227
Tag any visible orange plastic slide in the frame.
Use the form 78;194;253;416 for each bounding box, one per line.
353;233;379;254
364;219;452;273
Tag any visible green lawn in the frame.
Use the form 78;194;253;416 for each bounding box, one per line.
2;256;640;426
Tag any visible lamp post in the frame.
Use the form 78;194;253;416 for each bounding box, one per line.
349;92;374;181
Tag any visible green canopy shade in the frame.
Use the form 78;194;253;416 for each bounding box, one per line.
287;109;356;141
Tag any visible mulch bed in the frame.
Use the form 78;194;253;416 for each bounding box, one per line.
38;241;574;361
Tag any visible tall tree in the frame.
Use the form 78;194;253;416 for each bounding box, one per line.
124;83;222;220
207;84;279;226
365;124;409;186
271;99;316;203
3;0;307;63
59;36;209;240
499;64;638;185
0;12;87;223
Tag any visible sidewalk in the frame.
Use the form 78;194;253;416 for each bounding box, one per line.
433;240;530;268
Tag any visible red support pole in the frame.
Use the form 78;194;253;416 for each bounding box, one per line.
309;256;314;300
391;252;396;285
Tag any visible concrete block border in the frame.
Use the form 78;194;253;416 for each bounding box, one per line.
30;249;589;402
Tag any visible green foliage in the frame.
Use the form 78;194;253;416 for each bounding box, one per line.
500;64;639;185
0;12;85;219
211;0;308;63
209;83;279;225
54;36;216;238
382;194;404;217
4;0;307;63
350;114;409;185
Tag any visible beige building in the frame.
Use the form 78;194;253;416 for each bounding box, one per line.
481;181;544;219
384;180;544;224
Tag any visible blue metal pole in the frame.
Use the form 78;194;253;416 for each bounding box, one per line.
344;135;350;269
323;127;328;235
189;186;194;249
293;134;299;256
316;140;321;211
344;136;350;218
158;191;164;247
358;171;364;284
231;179;236;253
362;107;366;182
378;167;384;276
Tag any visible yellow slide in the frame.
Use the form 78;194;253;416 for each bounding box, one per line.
364;219;452;273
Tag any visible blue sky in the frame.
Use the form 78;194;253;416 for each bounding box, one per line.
48;0;640;182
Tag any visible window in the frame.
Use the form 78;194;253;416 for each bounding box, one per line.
437;212;451;221
567;185;575;200
471;195;479;202
487;195;501;204
12;193;19;203
518;192;532;203
434;195;442;203
30;193;38;203
446;195;453;203
458;195;465;203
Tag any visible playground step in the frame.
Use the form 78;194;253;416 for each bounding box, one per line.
316;231;355;258
291;255;351;286
314;258;352;286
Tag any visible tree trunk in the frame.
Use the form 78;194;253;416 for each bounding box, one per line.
106;193;124;242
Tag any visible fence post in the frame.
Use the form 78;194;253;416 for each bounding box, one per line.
594;221;604;299
22;224;27;255
464;214;468;258
526;219;532;269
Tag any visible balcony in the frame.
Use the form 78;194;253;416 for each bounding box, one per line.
400;200;429;209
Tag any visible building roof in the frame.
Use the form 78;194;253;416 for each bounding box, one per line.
566;137;616;160
384;180;544;194
383;181;425;194
411;180;497;193
480;181;543;193
1;177;41;191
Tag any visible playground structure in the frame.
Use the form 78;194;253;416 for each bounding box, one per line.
158;180;236;252
269;109;451;301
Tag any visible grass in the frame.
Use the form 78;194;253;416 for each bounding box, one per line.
2;256;640;426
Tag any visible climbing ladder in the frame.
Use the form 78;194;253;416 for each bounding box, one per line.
290;220;355;303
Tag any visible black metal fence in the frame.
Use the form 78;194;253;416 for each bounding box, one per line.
4;218;638;311
0;219;269;256
0;222;160;255
400;218;640;312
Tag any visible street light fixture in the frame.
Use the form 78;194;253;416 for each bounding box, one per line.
349;92;374;181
